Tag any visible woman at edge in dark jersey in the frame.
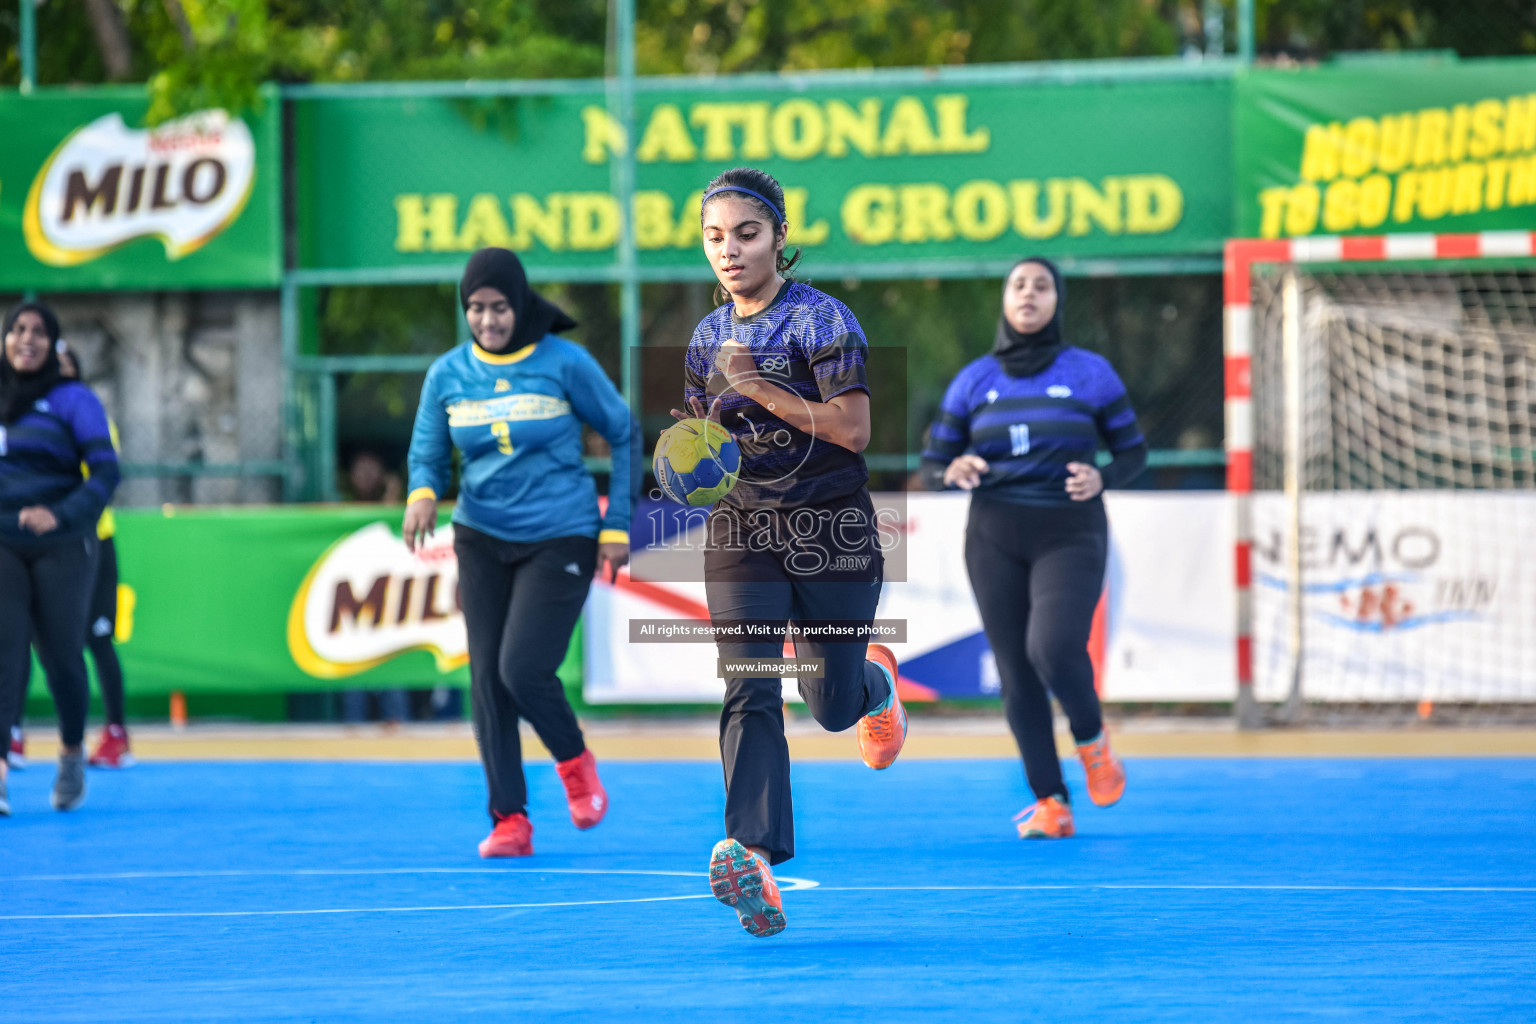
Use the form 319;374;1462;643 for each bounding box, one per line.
0;302;120;816
673;168;906;938
922;257;1146;840
9;345;134;770
404;248;638;858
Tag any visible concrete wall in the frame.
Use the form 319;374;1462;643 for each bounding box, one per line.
47;291;284;507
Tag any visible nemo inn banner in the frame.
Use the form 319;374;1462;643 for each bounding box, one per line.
0;88;282;290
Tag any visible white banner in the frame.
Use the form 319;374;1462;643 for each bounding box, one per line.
1251;491;1536;702
584;492;1237;703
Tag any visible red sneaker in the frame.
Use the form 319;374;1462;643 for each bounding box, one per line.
7;726;25;770
88;724;135;769
478;813;534;858
555;749;608;830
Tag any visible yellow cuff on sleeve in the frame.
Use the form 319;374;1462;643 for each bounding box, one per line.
598;529;630;545
407;487;438;504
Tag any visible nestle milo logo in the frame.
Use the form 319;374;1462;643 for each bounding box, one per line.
286;523;468;679
24;109;256;266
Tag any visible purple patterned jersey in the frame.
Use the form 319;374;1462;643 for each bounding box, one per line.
685;281;869;509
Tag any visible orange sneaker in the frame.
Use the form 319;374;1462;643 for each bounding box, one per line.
555;749;608;829
1078;731;1126;807
478;813;534;858
709;839;786;937
857;644;907;770
1014;796;1075;839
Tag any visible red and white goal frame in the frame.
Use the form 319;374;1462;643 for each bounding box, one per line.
1223;230;1536;720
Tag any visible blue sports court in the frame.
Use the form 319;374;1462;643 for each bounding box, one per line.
5;756;1534;1022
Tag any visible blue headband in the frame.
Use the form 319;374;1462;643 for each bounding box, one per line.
702;185;783;223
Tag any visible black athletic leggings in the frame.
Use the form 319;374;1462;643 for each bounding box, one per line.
12;535;123;731
454;525;591;822
0;534;99;749
705;488;891;866
964;495;1107;804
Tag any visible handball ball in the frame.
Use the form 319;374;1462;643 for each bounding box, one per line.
654;418;741;506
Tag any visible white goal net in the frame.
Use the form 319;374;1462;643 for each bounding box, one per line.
1248;264;1536;703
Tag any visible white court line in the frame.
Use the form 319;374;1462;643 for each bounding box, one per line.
0;867;821;922
814;884;1536;894
10;867;716;883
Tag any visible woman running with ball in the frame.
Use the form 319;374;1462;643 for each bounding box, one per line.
675;168;905;938
922;257;1146;840
405;247;637;858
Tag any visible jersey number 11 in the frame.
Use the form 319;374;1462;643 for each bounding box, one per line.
1009;423;1030;456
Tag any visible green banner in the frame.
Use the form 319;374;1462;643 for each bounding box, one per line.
295;77;1234;275
98;506;576;696
0;87;282;291
1237;59;1536;239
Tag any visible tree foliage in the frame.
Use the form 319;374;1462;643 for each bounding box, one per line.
3;1;1533;118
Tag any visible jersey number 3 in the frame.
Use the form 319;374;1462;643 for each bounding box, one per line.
1009;423;1031;456
491;421;513;455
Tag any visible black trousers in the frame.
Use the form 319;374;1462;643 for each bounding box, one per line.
964;495;1108;804
88;537;126;727
14;535;124;731
0;534;99;749
705;489;890;866
454;525;592;822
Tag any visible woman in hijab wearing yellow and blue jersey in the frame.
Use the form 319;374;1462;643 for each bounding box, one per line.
403;248;638;859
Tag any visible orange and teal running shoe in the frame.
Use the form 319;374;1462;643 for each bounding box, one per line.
1014;796;1075;839
478;812;534;858
858;644;907;770
1078;730;1126;807
709;839;786;938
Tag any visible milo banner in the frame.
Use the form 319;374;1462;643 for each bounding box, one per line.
99;506;583;696
294;76;1233;274
1237;59;1536;239
0;88;282;290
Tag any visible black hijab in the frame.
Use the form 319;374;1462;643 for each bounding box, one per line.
459;248;577;355
1;302;64;426
992;256;1067;378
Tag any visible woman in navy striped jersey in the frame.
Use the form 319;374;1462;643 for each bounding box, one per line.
0;302;120;817
922;257;1146;840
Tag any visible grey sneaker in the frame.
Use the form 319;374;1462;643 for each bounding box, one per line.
51;751;86;811
0;772;10;816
